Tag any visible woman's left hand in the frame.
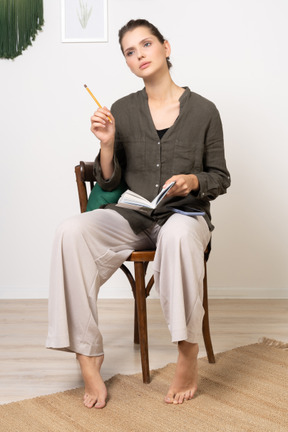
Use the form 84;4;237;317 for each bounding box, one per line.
164;174;199;197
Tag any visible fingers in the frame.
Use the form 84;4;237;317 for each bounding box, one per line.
90;107;115;144
91;107;113;130
163;176;177;191
165;176;189;197
164;174;197;197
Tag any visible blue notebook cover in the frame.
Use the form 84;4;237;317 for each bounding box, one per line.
166;206;205;216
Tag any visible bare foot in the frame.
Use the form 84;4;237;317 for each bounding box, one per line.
165;341;199;405
76;353;107;408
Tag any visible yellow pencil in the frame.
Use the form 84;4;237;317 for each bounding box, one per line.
84;84;112;123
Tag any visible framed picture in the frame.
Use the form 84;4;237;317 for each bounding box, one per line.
61;0;108;43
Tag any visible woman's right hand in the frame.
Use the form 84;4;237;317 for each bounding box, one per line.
90;107;115;147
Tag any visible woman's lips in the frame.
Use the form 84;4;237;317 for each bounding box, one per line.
139;62;151;69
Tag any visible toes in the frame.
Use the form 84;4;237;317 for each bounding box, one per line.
167;390;194;405
184;392;190;401
84;396;96;408
83;393;106;409
164;392;174;404
188;388;196;399
178;393;186;404
173;393;184;404
165;388;196;405
95;399;106;409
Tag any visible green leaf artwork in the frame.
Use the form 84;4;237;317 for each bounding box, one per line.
77;0;93;29
0;0;44;59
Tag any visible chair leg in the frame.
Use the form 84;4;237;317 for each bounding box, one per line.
134;261;150;384
134;302;139;344
202;261;216;363
119;263;140;344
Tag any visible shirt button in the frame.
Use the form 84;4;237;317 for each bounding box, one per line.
156;164;160;167
157;141;160;145
155;184;159;188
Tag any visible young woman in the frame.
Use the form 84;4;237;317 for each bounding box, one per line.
46;19;230;409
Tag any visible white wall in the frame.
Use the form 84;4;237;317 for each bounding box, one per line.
0;0;287;299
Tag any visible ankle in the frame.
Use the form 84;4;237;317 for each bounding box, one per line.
178;341;199;356
76;353;104;370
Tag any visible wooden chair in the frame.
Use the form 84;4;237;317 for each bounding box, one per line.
75;161;215;383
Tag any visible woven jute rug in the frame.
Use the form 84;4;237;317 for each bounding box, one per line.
1;338;287;432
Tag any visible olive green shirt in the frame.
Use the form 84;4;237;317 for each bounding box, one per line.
94;87;231;233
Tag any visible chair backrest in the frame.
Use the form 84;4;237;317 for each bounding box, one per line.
75;161;95;213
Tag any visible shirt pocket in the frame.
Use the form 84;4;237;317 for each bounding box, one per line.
124;138;146;172
173;139;202;173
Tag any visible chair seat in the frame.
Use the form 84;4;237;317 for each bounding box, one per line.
127;251;155;262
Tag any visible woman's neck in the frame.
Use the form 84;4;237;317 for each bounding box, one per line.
144;75;185;130
144;75;183;104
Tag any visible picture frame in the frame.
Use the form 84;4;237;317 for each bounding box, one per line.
61;0;108;43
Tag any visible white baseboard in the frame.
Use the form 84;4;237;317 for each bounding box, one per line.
0;287;49;300
0;286;287;300
208;287;288;299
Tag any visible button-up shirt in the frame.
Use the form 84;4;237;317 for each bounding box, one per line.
94;87;231;233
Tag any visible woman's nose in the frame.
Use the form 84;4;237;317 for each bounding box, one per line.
137;50;145;60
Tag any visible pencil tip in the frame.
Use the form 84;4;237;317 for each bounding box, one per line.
84;84;87;88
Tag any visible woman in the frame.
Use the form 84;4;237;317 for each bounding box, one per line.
46;19;230;409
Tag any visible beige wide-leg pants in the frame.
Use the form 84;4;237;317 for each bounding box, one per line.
46;209;211;356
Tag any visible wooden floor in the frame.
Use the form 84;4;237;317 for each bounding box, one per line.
0;299;287;405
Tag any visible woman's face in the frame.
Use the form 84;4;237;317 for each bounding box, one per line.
121;26;170;79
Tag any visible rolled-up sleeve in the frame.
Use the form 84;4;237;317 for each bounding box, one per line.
195;108;231;201
94;151;122;191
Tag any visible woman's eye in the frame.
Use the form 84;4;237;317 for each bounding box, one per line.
144;42;151;48
126;50;134;57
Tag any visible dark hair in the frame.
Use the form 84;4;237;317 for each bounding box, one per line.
118;19;172;70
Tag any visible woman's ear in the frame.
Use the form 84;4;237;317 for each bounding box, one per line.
164;40;171;58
